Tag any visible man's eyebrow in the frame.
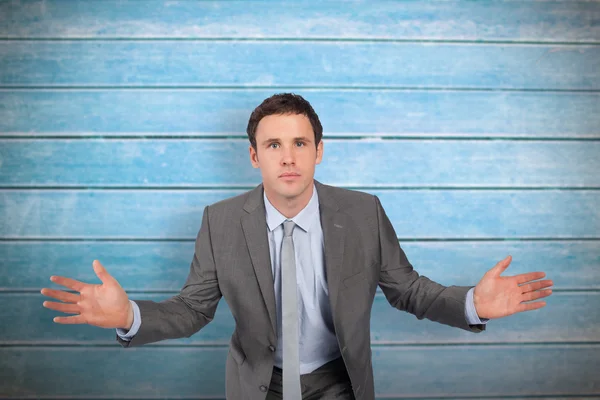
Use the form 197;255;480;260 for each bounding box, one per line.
261;137;312;145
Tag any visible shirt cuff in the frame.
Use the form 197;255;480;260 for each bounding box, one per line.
465;287;489;325
115;299;141;340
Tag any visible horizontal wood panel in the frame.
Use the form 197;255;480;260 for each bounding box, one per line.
1;90;598;138
2;139;599;187
5;292;598;344
2;190;598;239
2;240;597;290
1;42;597;89
0;345;598;397
0;1;597;42
371;345;599;396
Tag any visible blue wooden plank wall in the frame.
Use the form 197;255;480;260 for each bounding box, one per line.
0;1;599;398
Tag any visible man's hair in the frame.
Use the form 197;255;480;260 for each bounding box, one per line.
246;93;323;150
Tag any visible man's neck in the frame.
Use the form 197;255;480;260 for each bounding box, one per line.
264;181;314;219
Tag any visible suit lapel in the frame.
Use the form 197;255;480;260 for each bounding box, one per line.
241;183;278;337
315;180;347;314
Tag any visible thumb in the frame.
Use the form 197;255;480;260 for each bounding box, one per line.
490;255;512;277
92;260;114;285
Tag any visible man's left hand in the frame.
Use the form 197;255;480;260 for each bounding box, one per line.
473;255;553;320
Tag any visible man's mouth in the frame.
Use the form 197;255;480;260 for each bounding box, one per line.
280;172;301;178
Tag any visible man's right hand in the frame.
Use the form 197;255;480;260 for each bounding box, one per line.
41;260;133;330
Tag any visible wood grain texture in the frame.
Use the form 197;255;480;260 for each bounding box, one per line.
0;346;598;397
2;241;597;290
0;1;597;42
1;1;598;398
1;41;598;89
2;139;598;187
1;90;598;137
3;292;598;344
2;190;599;239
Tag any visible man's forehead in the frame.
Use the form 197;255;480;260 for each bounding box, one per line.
256;115;313;141
257;113;310;127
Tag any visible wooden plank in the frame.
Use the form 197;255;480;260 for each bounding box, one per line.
1;90;598;138
2;139;599;187
378;398;600;400
0;1;597;42
0;345;598;397
371;345;599;396
1;189;598;239
370;292;600;344
2;240;597;290
3;292;598;344
1;42;597;90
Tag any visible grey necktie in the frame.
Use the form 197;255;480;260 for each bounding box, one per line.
282;220;302;399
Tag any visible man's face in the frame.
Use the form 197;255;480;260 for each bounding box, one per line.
249;113;323;203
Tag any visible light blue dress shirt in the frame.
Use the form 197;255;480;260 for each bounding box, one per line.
117;185;487;372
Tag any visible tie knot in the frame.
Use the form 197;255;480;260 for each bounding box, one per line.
283;220;295;237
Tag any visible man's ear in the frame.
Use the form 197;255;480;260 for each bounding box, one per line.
249;145;260;168
315;140;324;165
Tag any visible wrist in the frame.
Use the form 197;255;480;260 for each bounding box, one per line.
123;302;134;330
473;287;480;310
473;287;485;319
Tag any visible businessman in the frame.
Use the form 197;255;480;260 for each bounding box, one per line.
41;93;554;400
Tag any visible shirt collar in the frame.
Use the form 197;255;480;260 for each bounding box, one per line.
263;183;319;233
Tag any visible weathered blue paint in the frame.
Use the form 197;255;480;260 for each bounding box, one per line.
1;139;599;186
2;241;598;290
1;292;599;345
0;345;598;397
1;90;598;137
1;0;598;398
0;1;597;42
1;190;599;238
1;42;598;89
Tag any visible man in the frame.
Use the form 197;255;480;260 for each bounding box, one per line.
41;93;553;400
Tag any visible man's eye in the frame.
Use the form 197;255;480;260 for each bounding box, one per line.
296;142;305;147
270;143;279;149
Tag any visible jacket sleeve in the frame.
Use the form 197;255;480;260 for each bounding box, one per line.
374;195;485;333
116;205;223;347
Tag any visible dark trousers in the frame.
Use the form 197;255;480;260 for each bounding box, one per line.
266;356;356;399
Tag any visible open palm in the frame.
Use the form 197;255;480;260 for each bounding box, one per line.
41;260;132;329
474;255;554;320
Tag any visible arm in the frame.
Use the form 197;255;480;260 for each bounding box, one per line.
374;195;485;333
116;205;223;347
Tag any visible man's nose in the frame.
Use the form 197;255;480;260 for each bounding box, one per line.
281;147;295;164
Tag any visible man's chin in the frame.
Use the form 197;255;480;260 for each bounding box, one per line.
276;180;306;198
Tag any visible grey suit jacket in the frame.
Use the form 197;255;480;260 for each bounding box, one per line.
116;179;485;399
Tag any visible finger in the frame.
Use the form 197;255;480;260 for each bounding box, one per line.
520;279;554;294
53;315;87;324
490;255;512;277
43;301;80;314
522;289;553;302
93;260;114;285
40;288;80;303
49;275;86;292
517;301;546;313
516;271;546;285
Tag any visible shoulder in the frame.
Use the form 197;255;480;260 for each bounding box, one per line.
207;187;256;213
316;181;377;212
201;185;261;226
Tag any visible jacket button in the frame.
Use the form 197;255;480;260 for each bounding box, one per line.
260;385;268;392
269;345;275;352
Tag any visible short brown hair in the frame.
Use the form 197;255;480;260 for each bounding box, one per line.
246;93;323;149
